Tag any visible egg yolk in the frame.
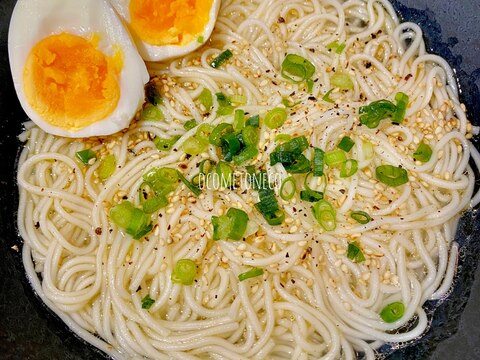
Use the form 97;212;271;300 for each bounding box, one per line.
129;0;213;46
23;33;122;131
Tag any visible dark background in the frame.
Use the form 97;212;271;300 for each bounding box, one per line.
0;0;479;359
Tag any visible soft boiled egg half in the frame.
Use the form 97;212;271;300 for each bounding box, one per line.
110;0;221;62
9;0;149;138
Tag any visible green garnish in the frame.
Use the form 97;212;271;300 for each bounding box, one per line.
212;207;249;241
142;103;164;121
376;165;409;187
331;72;354;90
338;136;355;152
324;149;347;167
141;295;155;309
380;302;405;323
184;119;198;131
110;201;152;240
264;107;288;129
413;142;432;163
238;268;264;281
171;259;197;285
327;41;346;54
98;154;116;180
280;176;297;201
199;88;213;110
210;49;233;68
393;92;409;123
312;199;336;231
322;89;335;103
154;135;181;151
75;149;97;166
347;241;366;263
351;211;372;224
281;54;315;84
340;159;358;178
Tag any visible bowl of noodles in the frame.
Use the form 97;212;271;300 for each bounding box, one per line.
0;0;479;359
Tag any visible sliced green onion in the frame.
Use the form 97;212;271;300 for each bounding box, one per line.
210;49;233;68
340;159;358;178
226;207;249;240
347;241;366;263
199;159;215;175
142;195;168;214
281;54;315;83
233;146;258;165
212;215;231;240
270;136;309;166
313;148;325;176
233;109;246;131
280;176;297;201
142;103;164;121
312;200;336;231
275;134;293;143
212;208;249;240
217;105;234;116
245;115;260;128
284;154;311;174
141;295;155;309
154;135;181;151
110;201;152;240
242;126;260;148
181;136;209;155
142;167;179;196
281;98;301;108
376;165;409;187
216;92;234;115
184;119;198;131
230;94;247;105
338;136;355;152
177;170;201;196
221;132;242;161
322;89;335;103
197;35;204;43
209;123;233;146
306;79;314;93
145;82;162;106
171;259;197;285
254;177;284;226
359;99;396;128
238;268;264;281
324;149;347;167
98;154;116;180
199;88;213;110
393;92;409;123
216;161;234;187
263;209;285;226
327;41;346;54
380;302;405;323
76;149;97;165
363;140;375;159
196;123;214;140
300;189;324;202
264;108;288;129
351;211;371;224
331;72;354;90
413;142;432;163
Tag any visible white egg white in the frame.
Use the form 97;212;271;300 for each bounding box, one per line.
8;0;149;138
110;0;221;62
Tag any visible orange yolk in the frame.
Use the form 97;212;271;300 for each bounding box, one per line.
129;0;213;46
23;33;122;131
